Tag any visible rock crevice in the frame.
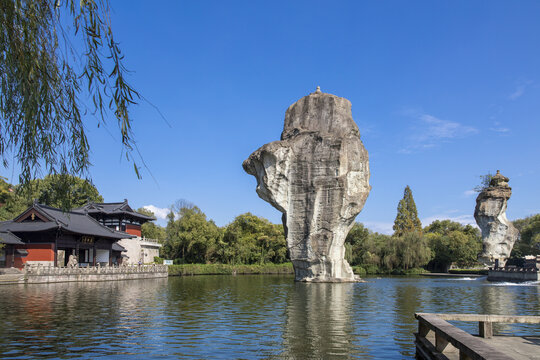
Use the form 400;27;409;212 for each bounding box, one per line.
243;88;370;282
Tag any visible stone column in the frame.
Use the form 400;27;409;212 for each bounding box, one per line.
244;88;370;282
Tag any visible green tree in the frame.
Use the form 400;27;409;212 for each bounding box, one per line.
346;223;432;273
162;206;221;264
424;220;481;271
393;185;422;237
0;174;103;220
220;213;287;265
424;219;479;239
0;176;11;205
345;222;370;265
512;214;540;257
34;174;103;209
473;172;494;193
396;232;432;270
1;0;140;188
136;207;166;242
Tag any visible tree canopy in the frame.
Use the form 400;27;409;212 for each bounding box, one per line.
512;214;540;257
136;207;166;242
345;222;432;273
221;213;287;265
159;205;288;266
0;0;140;186
393;185;422;237
162;205;222;264
0;174;103;220
424;220;481;271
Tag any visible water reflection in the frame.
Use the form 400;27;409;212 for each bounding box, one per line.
478;284;516;334
283;282;357;358
163;275;289;359
0;279;168;359
0;276;538;359
393;282;423;358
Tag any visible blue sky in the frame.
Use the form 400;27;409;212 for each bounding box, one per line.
6;1;540;233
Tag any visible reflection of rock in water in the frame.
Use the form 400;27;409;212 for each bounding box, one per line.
480;285;517;334
393;284;423;358
283;283;358;358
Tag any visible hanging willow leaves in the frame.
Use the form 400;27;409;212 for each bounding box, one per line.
0;0;140;189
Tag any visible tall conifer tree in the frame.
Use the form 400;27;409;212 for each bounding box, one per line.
393;185;422;237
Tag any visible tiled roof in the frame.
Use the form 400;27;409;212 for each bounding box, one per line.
0;203;135;240
112;242;127;252
0;231;24;245
74;200;155;222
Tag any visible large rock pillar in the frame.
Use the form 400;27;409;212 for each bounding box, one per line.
243;87;371;282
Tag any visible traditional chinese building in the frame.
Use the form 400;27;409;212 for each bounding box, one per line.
0;202;131;268
75;200;162;264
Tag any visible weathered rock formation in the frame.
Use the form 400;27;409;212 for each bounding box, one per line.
474;170;519;267
243;87;371;282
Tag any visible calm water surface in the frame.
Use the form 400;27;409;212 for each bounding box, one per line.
0;275;539;359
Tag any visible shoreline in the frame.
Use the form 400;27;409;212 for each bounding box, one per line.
420;272;484;278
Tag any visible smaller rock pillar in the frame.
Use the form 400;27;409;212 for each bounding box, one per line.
474;170;519;267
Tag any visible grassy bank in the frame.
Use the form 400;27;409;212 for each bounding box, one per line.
167;263;430;277
448;269;488;275
352;266;428;276
168;263;294;276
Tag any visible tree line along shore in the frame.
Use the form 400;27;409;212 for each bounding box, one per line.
1;176;539;275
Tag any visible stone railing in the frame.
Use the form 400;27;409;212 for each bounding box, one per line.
487;266;540;282
24;263;168;276
139;237;162;247
489;266;538;272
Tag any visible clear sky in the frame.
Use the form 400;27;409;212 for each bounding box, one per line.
6;1;540;233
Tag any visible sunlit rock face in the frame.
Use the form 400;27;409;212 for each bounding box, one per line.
243;88;370;282
474;170;519;267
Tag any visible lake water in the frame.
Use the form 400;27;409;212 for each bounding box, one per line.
0;275;539;359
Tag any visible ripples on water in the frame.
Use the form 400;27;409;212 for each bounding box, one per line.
0;275;538;359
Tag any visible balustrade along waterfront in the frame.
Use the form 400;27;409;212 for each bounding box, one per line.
0;275;538;359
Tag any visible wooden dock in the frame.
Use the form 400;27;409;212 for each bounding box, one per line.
414;313;540;360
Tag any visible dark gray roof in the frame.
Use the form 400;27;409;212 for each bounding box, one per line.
1;204;135;240
74;200;155;222
38;204;135;239
112;242;127;252
0;221;58;232
0;231;24;245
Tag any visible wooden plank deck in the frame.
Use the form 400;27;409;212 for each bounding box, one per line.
480;336;540;360
414;313;540;360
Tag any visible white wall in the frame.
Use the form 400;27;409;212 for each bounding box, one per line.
118;237;162;264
